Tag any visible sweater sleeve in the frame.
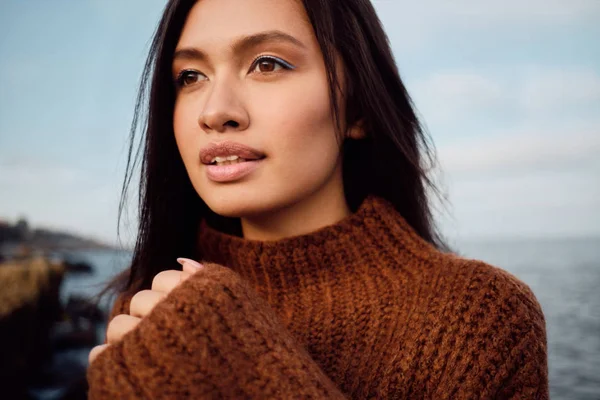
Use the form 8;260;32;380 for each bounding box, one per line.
489;276;549;400
87;263;347;399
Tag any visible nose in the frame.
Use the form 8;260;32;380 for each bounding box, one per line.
197;81;249;133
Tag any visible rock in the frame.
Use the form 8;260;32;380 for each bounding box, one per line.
0;257;64;397
63;260;94;274
64;295;105;323
51;295;105;350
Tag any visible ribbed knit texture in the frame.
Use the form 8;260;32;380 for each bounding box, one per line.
87;196;549;399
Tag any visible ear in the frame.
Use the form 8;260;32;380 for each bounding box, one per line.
346;119;366;140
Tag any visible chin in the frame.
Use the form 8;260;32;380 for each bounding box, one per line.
200;190;282;219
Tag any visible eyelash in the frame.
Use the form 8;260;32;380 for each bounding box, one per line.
174;55;295;88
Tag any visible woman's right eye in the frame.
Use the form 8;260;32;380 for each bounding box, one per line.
174;70;206;88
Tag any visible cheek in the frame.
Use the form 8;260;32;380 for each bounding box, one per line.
258;76;340;172
278;80;339;178
173;101;198;162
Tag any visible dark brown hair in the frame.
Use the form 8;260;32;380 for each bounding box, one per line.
109;0;448;298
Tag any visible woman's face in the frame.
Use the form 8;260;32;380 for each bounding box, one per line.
172;0;348;219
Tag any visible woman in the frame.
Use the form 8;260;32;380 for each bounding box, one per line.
88;0;549;398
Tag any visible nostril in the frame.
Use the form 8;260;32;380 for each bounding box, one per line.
224;120;239;128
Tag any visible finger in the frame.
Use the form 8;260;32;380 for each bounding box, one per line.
180;270;192;283
151;270;195;292
106;314;141;344
152;270;187;293
89;344;109;364
129;290;166;318
177;258;204;274
182;263;200;275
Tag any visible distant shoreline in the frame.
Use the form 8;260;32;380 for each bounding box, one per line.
1;218;120;257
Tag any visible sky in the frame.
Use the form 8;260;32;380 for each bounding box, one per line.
1;0;599;245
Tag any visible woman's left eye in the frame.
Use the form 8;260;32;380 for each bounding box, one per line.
250;56;295;74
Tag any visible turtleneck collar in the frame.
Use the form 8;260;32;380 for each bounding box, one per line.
197;195;436;291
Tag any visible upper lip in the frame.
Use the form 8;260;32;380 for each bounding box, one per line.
199;141;265;165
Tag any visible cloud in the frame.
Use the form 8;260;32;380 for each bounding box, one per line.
411;72;506;124
439;170;600;239
410;66;600;128
450;172;599;209
435;121;600;238
373;1;600;54
437;123;600;175
519;67;600;113
374;0;600;26
428;0;600;22
87;0;166;24
0;161;85;186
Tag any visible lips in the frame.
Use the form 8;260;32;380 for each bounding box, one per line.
199;141;265;165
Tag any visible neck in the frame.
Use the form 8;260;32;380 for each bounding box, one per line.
240;186;351;241
197;195;436;292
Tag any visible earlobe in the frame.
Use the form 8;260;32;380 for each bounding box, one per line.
347;119;367;140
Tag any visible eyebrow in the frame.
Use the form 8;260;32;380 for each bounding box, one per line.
172;30;306;63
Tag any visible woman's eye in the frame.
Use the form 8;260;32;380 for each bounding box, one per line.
175;70;206;88
250;56;294;74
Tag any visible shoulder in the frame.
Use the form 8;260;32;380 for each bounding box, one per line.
404;253;549;397
416;251;548;366
450;254;543;320
400;239;543;314
391;244;547;343
432;251;545;323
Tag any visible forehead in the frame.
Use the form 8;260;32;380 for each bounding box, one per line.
177;0;312;49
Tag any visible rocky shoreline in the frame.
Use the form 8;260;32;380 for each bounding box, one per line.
1;255;110;399
0;218;115;399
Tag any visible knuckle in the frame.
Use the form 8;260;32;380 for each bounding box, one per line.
107;315;127;340
107;314;139;343
130;290;165;317
130;290;151;309
107;315;120;332
152;270;182;292
152;270;175;290
129;293;141;316
111;313;130;325
89;347;98;363
89;344;107;363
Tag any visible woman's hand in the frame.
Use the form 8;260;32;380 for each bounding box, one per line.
88;258;203;364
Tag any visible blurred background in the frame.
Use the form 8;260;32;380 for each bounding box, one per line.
0;1;598;399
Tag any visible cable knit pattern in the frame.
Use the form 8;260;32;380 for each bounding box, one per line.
88;196;548;399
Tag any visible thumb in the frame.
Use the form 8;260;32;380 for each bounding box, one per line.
177;258;204;274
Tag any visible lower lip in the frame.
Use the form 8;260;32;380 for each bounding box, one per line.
205;159;263;183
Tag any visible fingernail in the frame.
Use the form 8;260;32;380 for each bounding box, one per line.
177;258;203;269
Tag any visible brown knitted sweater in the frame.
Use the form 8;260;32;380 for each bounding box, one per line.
87;196;548;399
